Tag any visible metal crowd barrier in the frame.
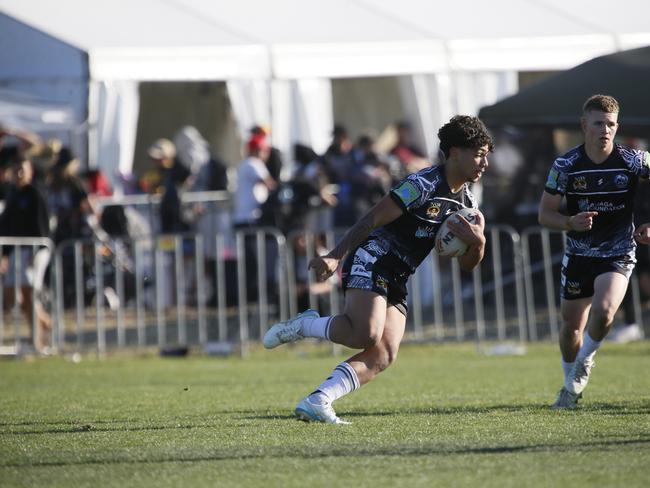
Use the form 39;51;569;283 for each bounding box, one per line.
520;226;647;341
1;223;646;357
0;237;55;355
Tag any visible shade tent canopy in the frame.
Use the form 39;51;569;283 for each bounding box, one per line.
478;45;650;131
2;0;650;185
0;88;76;132
3;0;650;80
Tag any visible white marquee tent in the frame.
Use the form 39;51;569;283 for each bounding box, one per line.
1;0;649;186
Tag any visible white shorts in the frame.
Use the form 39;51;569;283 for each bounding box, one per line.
3;247;51;289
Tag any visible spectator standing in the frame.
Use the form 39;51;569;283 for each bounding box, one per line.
233;133;276;228
174;126;230;307
389;120;431;177
46;148;93;245
139;138;189;195
0;157;51;353
233;133;277;299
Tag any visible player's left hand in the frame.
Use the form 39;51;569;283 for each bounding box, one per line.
634;223;650;244
446;212;486;248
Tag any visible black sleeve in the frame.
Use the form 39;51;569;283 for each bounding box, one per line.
34;187;50;238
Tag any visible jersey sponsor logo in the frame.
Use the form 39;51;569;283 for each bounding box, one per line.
415;226;436;238
578;200;625;213
426;202;441;217
394;180;421;207
572;176;587;190
614;173;629;188
596;177;604;186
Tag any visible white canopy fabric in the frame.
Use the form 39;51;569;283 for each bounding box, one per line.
4;0;650;79
2;0;649;183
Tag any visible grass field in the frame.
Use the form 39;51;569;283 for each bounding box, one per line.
1;341;649;487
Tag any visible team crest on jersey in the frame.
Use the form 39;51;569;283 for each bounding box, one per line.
426;202;441;217
572;176;587;190
566;281;581;296
614;173;629;188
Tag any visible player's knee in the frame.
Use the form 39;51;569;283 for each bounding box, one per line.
383;343;399;368
358;329;381;349
374;344;398;373
590;305;617;327
560;325;581;342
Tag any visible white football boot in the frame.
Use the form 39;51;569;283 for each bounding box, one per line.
263;309;319;349
294;396;351;425
565;357;595;395
551;387;582;409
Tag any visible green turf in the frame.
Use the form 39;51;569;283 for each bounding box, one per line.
1;341;649;487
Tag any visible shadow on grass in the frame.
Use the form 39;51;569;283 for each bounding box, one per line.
244;400;650;420
0;418;219;436
3;435;650;469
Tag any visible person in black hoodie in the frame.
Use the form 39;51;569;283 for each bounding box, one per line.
0;156;52;352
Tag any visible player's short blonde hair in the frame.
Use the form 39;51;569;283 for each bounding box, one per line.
582;94;619;114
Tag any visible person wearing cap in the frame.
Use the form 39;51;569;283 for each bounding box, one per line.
233;133;277;228
139;138;190;194
232;132;278;299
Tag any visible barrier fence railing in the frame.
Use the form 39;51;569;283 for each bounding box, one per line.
0;225;646;356
0;237;55;355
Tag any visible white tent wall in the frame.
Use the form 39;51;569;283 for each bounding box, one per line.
88;80;139;191
290;79;333;156
226;80;272;146
227;78;332;178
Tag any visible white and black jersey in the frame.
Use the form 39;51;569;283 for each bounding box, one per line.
367;165;477;274
544;143;650;258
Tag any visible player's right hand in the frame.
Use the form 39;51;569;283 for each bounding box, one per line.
568;211;598;231
308;256;339;282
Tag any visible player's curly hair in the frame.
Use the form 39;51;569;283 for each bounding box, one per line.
437;115;494;159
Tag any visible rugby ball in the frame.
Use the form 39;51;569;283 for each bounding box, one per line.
435;207;482;257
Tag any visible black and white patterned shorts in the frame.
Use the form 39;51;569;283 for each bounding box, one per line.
560;253;635;300
341;245;410;316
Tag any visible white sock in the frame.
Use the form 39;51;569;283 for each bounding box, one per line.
300;316;334;340
309;362;360;404
577;332;602;362
562;359;574;380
